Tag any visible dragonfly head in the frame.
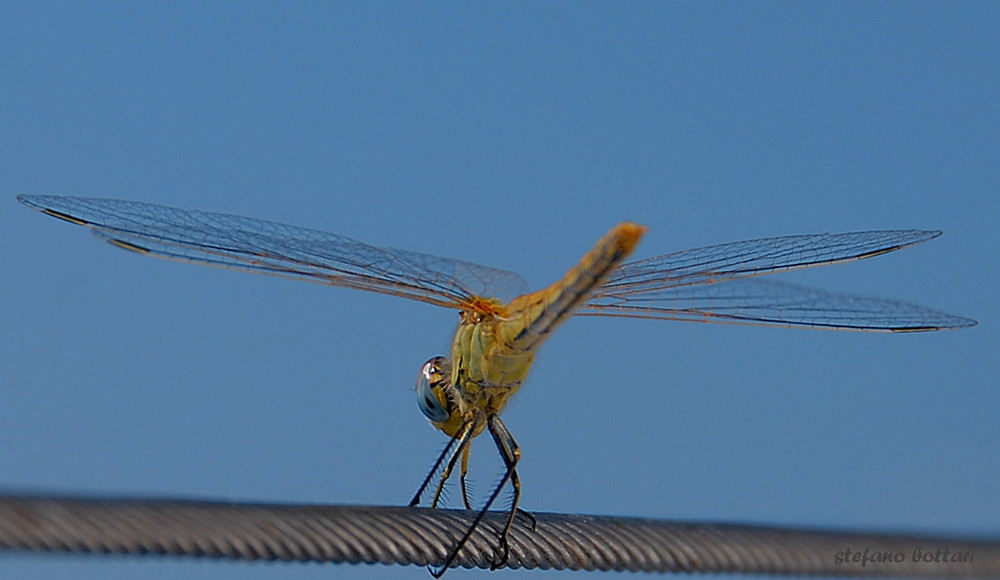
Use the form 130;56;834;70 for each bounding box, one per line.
416;356;455;425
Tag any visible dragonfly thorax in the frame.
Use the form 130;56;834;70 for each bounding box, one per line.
414;307;538;440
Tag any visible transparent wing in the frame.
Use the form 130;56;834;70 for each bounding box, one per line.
584;230;976;331
583;277;976;332
18;195;530;309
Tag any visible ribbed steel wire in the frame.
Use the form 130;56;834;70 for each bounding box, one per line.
1;494;997;576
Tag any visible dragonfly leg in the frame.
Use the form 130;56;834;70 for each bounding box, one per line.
516;507;537;531
486;414;521;570
430;414;521;577
430;421;475;509
410;420;473;508
459;441;473;510
409;430;457;507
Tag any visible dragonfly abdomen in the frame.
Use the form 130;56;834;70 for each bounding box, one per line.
499;222;646;353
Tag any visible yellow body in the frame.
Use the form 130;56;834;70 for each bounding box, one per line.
430;222;646;439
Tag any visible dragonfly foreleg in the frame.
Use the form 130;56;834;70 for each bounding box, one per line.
410;421;471;507
430;422;475;509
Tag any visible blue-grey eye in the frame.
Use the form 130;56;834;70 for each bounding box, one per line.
416;357;449;422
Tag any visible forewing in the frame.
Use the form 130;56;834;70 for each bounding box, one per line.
19;195;530;308
597;230;941;293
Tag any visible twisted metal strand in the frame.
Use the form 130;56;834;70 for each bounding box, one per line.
0;494;997;576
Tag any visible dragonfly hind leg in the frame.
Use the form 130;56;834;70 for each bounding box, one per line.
486;414;522;570
516;507;537;531
429;414;524;577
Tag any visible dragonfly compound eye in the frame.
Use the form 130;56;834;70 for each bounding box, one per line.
415;356;451;423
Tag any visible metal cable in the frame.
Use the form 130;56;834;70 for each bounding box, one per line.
0;494;997;576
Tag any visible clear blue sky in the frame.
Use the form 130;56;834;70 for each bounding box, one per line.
1;3;996;579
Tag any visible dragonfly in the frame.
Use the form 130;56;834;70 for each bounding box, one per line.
18;195;976;575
